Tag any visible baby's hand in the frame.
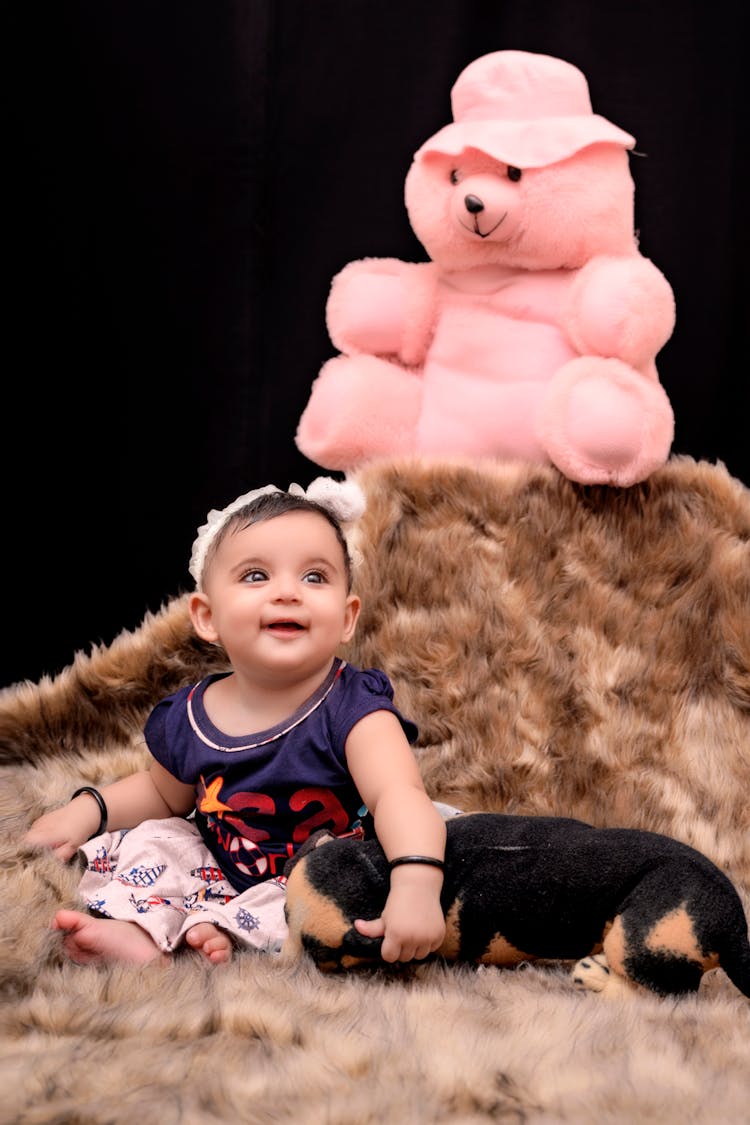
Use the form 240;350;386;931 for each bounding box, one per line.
24;799;100;862
354;879;445;963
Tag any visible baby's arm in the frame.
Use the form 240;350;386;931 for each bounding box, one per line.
345;710;446;963
24;761;195;862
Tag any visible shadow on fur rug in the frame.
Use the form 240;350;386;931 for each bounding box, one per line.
2;455;750;1123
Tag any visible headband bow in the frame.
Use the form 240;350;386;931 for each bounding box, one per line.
188;476;365;588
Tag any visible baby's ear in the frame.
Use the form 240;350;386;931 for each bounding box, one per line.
342;594;361;642
188;591;219;643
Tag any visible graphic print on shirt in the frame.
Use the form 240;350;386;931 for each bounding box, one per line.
196;774;367;882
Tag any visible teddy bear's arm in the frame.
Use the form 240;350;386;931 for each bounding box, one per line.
326;258;440;366
563;255;676;371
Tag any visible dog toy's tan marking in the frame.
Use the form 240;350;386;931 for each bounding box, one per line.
441;897;532;965
478;933;531;966
439;900;462;959
282;861;351;966
645;904;719;970
600;914;627;978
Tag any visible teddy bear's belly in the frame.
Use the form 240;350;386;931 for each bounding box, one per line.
428;298;575;382
415;301;576;456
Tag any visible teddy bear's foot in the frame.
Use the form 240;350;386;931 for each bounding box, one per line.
571;953;635;999
295;355;421;470
538;357;674;486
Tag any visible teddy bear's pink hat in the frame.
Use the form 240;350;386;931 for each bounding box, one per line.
415;50;635;169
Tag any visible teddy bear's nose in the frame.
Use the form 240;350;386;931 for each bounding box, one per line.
464;194;485;214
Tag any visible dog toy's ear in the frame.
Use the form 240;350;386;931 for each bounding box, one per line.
282;828;337;879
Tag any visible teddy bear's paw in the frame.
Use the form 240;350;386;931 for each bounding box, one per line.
538;357;674;486
327;261;410;355
565;256;676;367
295;355;421;469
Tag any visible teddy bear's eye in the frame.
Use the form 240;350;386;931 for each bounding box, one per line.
450;169;460;185
507;166;522;183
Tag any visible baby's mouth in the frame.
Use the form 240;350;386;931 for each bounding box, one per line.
266;620;304;633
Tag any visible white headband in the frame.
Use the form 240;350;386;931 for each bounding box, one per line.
188;476;366;589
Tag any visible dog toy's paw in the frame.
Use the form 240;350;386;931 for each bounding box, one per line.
572;954;636;999
571;953;611;993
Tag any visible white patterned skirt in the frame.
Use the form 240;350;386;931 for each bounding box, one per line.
77;817;288;954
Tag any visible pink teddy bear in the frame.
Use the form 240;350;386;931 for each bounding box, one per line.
296;50;676;486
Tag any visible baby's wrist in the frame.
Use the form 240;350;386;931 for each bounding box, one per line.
388;862;444;887
71;787;108;840
389;855;444;872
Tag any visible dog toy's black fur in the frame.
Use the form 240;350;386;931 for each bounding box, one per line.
283;813;750;998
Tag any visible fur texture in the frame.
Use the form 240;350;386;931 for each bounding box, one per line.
2;455;750;1122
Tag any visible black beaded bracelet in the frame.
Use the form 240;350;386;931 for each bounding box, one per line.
389;855;445;871
71;786;108;840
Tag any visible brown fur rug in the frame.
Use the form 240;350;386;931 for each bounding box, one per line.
2;455;750;1123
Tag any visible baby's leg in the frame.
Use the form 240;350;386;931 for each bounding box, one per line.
177;877;289;956
184;921;233;965
53;909;168;966
77;818;239;959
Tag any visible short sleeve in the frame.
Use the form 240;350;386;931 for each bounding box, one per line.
143;690;193;782
328;665;418;747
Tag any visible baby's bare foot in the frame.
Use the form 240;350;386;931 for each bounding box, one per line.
185;921;233;964
53;909;167;966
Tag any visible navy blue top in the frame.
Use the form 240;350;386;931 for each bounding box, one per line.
144;658;418;892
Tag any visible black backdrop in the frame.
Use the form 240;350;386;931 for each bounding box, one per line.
6;0;747;689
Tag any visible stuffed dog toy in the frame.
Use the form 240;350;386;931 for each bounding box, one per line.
283;813;750;1000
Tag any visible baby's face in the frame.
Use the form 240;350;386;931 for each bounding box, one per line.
200;510;359;681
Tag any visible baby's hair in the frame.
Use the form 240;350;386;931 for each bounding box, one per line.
202;490;355;590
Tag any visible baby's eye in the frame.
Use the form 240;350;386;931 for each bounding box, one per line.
242;569;268;584
507;166;522;182
450;169;461;185
302;570;327;584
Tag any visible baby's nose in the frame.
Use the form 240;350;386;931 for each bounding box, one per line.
271;577;302;601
